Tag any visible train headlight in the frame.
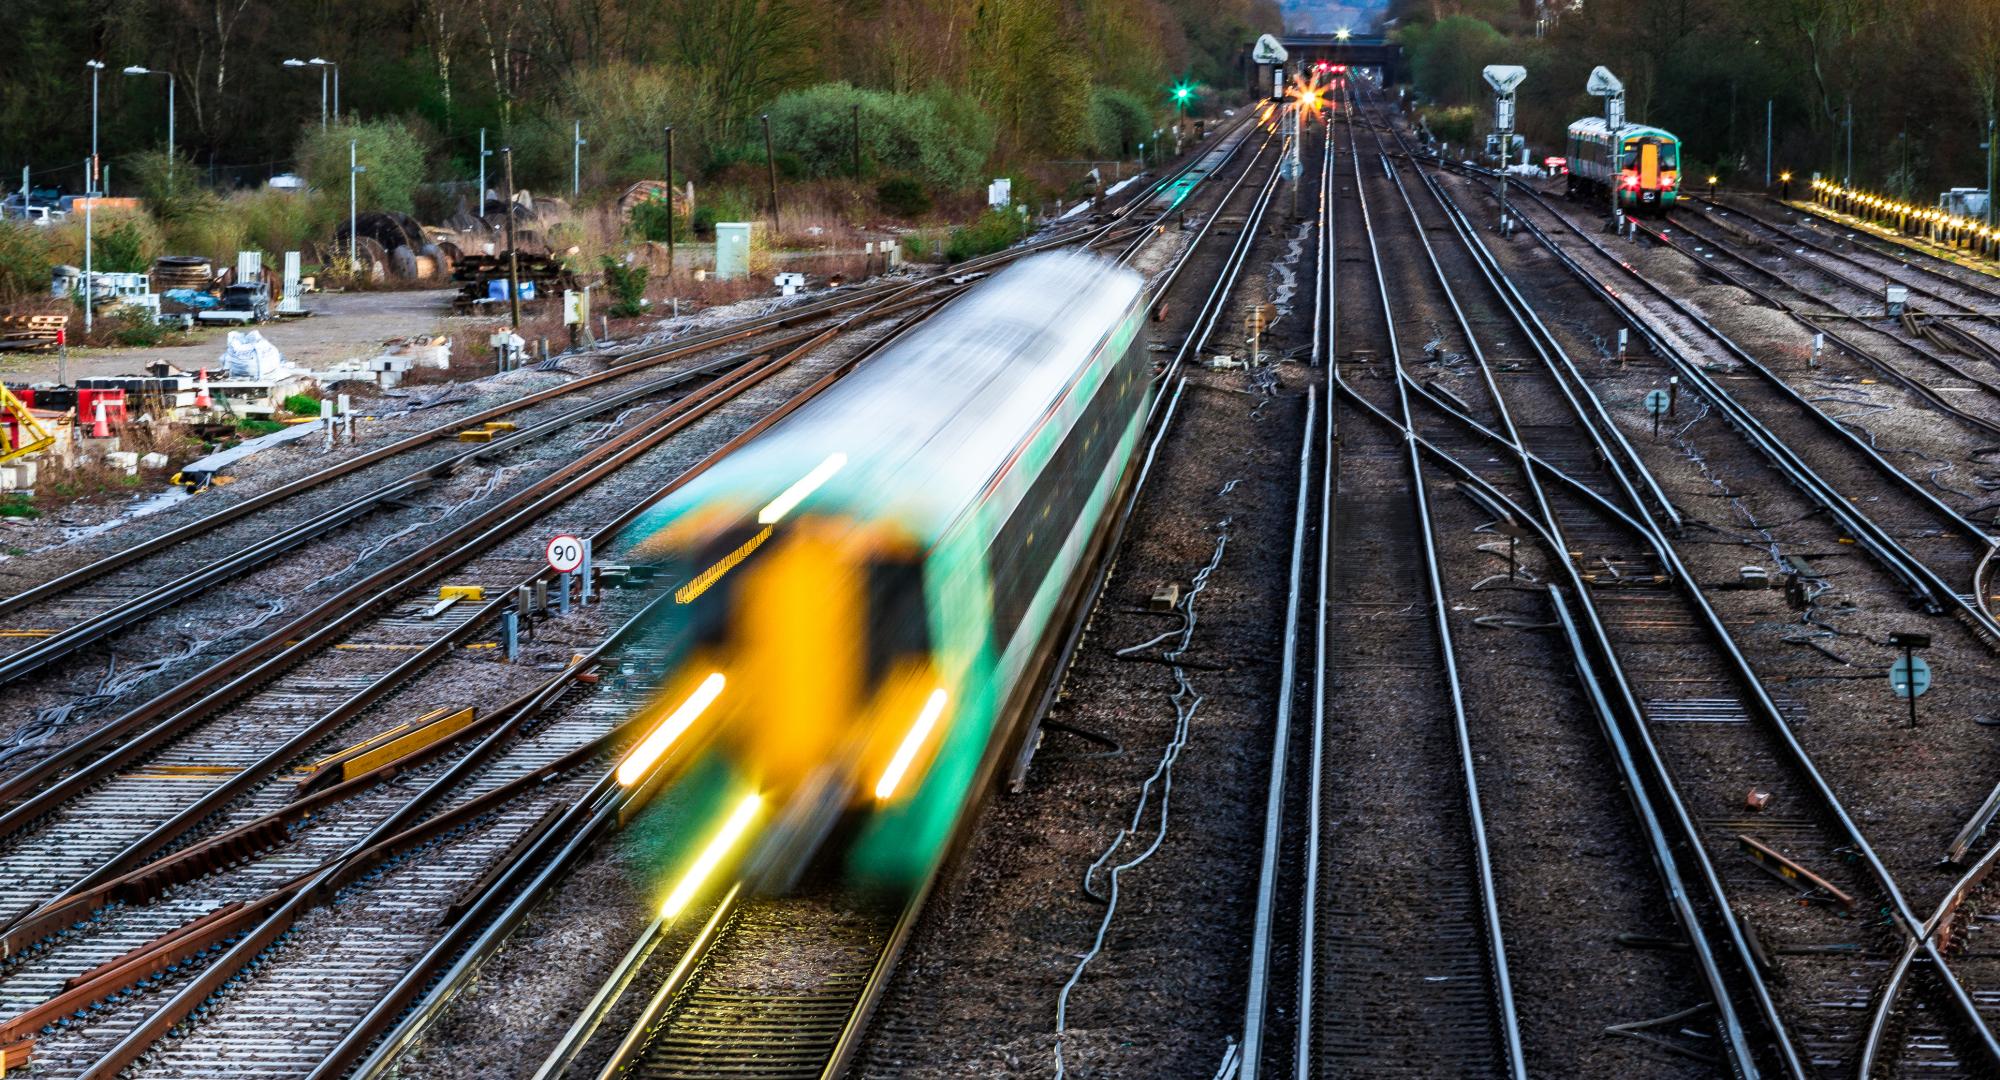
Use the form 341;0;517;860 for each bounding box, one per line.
616;672;726;786
661;793;762;918
874;688;949;800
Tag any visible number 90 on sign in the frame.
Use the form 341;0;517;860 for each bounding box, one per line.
546;534;585;575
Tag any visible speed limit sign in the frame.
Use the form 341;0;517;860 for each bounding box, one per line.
546;534;585;574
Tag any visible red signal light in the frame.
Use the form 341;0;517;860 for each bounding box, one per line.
1332;65;1347;74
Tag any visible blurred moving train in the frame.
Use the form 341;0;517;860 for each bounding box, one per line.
1564;118;1683;212
618;251;1151;892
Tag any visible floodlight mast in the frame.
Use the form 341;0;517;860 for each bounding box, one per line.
1587;66;1627;229
1483;65;1527;230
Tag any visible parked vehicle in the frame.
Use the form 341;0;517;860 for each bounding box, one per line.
196;282;273;325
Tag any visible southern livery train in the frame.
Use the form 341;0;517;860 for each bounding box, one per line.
1564;118;1682;212
616;251;1150;893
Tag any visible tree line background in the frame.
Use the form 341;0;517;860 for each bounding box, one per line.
3;0;1278;198
1392;0;1999;199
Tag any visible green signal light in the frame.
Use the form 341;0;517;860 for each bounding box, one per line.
1172;84;1194;102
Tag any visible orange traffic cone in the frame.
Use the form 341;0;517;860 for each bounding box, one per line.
194;368;212;410
91;400;110;439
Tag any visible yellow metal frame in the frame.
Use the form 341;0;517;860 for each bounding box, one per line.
0;386;52;464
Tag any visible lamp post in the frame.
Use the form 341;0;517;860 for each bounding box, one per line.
349;139;365;267
478;127;492;214
123;66;174;181
283;58;332;128
762;113;780;235
1987;117;1996;228
85;59;104;194
664;126;676;279
502;146;521;329
573;120;586;196
1844;97;1853;187
82;158;94;335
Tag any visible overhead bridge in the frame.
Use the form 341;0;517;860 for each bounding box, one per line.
1241;34;1406;94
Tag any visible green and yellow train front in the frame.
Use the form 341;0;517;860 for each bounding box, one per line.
609;252;1150;899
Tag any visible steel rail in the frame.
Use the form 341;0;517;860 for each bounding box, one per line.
1413;137;2000;1066
1238;385;1314;1080
1744;193;2000;305
1689;195;2000;318
0;354;758;692
68;287;974;1080
1334;95;1527;1078
1655;209;2000;427
1506;186;2000;646
306;126;1270;1080
0;167;1176;635
1290;103;1336;1079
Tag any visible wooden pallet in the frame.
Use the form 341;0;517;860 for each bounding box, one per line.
0;314;68;347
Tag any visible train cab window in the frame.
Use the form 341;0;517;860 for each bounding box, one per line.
865;557;930;687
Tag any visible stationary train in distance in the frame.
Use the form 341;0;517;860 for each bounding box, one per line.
1564;118;1683;212
616;251;1152;890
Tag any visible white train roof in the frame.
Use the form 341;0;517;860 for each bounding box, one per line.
639;250;1145;544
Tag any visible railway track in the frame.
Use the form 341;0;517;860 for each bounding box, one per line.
1766;194;2000;315
493;115;1288;1080
1272;84;2000;1080
1276;97;1524;1079
0;286;968;1077
1650;205;2000;434
0;115;1277;1080
1482;172;2000;649
0;188;1197;790
1384;97;2000;1072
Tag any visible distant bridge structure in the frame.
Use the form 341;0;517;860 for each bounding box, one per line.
1241;33;1405;96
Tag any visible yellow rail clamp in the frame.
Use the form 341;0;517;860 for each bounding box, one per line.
484;421;517;432
293;706;477;795
439;585;484;601
342;708;476;779
457;429;495;442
